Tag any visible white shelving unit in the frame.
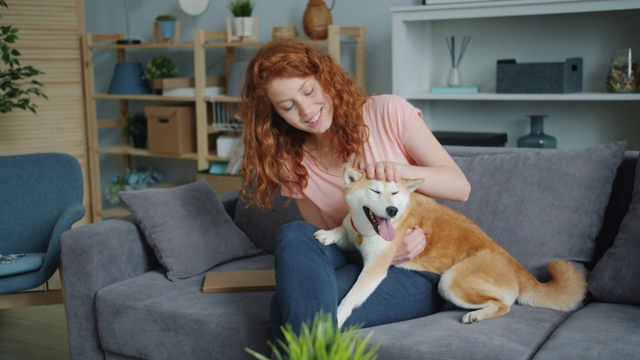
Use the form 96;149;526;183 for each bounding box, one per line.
391;0;640;149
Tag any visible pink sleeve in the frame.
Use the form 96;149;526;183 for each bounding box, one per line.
362;95;422;165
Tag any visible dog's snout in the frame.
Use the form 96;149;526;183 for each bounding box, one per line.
386;206;398;217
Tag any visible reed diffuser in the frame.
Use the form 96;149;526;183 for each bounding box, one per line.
446;36;471;87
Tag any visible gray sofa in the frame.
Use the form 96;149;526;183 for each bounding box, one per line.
62;142;640;360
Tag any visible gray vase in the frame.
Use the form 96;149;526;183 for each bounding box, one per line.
517;115;557;149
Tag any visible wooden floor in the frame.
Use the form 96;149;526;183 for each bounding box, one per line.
0;272;69;359
0;304;70;360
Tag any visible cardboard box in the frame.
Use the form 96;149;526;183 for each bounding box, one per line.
196;172;242;194
496;57;583;94
145;105;196;155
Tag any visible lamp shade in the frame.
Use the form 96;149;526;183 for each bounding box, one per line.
108;62;151;94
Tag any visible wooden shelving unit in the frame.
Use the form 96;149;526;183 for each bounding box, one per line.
82;25;367;221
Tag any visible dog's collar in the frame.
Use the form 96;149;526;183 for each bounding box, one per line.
350;216;360;234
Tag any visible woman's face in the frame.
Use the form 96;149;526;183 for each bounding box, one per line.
267;76;334;137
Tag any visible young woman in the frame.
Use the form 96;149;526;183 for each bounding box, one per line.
240;39;470;343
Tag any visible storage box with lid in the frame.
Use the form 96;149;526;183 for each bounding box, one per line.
144;105;196;155
496;57;583;94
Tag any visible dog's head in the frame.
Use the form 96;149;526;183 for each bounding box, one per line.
343;167;423;241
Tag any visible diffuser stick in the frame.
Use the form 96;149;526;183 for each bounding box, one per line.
446;36;471;68
456;36;471;67
446;37;455;68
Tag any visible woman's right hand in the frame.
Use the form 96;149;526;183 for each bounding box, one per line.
363;161;401;183
392;226;426;265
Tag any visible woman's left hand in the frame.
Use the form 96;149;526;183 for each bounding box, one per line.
364;161;401;183
391;226;426;265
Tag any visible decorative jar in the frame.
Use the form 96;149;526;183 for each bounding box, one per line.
606;48;639;93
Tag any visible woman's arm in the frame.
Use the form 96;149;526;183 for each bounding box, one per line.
364;113;470;202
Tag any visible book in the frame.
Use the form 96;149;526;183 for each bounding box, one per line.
431;86;479;94
202;270;276;293
225;137;244;175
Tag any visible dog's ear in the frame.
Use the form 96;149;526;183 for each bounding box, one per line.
343;167;364;187
402;178;424;193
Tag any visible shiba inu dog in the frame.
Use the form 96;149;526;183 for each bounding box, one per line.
314;167;587;328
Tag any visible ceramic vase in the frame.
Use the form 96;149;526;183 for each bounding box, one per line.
233;17;254;37
160;20;176;39
302;0;335;40
447;67;462;87
517;115;557;149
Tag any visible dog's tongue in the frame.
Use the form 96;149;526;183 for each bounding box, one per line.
376;216;396;241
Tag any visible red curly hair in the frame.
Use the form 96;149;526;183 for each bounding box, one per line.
240;39;369;209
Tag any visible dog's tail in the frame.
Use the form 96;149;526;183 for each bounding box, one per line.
517;260;587;311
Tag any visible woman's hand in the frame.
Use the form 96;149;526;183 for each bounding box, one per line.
364;161;401;183
392;226;426;265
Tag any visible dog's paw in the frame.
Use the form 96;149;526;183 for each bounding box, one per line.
460;312;481;325
314;229;339;245
336;304;352;329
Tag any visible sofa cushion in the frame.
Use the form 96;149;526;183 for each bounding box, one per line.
531;302;640;359
443;141;627;280
95;254;275;359
588;153;640;305
119;179;262;281
359;305;572;360
234;191;303;254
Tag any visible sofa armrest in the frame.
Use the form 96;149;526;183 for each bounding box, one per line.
61;215;159;360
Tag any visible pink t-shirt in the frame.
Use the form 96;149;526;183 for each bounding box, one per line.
282;94;421;228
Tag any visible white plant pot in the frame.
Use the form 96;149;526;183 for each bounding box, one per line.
233;17;253;37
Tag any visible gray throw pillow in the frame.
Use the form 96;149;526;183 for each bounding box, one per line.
120;179;262;281
588;154;640;305
442;141;627;280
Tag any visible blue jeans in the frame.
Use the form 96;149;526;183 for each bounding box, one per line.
270;221;443;343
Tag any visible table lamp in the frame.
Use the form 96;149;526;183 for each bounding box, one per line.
117;0;141;44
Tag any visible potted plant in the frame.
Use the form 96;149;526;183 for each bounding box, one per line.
155;14;177;40
228;0;255;37
0;0;47;113
105;167;163;205
142;56;178;93
245;312;379;360
122;111;147;149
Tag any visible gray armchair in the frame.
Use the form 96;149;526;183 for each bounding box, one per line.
0;152;85;308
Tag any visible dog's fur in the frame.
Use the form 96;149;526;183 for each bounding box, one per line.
314;167;587;328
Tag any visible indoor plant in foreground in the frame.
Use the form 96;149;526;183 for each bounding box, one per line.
245;312;379;360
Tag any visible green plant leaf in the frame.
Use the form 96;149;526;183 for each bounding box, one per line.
246;311;379;360
142;55;178;80
0;3;47;114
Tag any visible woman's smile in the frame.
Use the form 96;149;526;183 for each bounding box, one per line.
306;108;322;126
267;76;334;135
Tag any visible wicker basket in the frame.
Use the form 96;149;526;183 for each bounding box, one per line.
272;25;298;40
